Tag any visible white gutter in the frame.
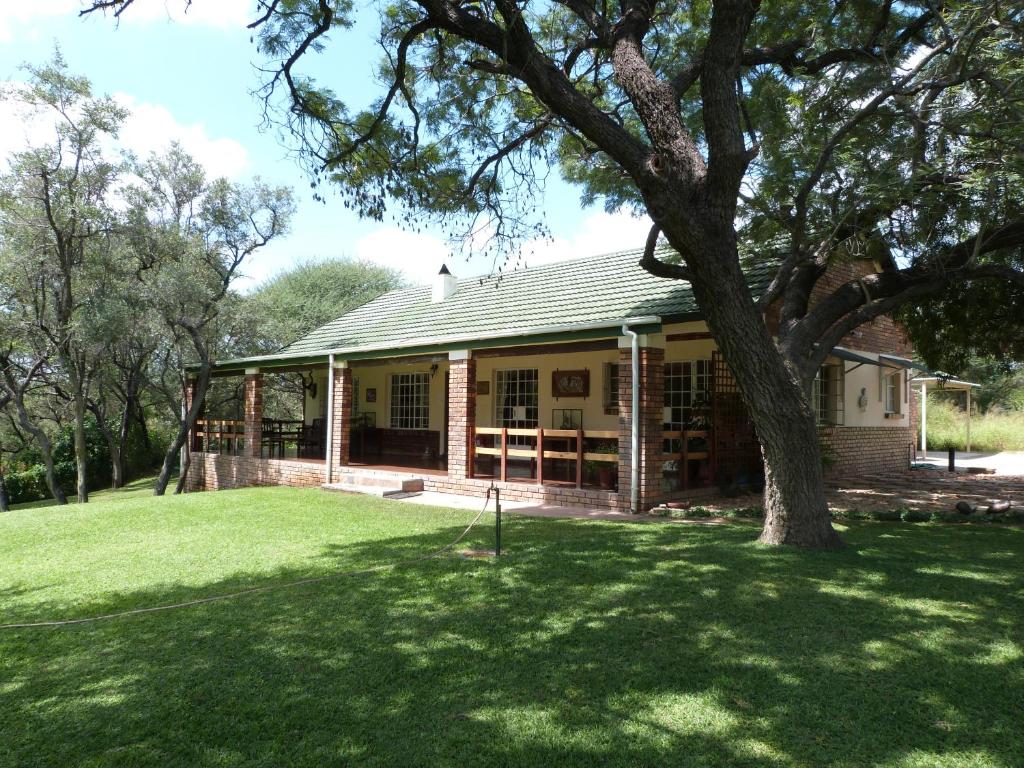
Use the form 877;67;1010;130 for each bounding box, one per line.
199;316;663;370
325;353;335;484
621;323;640;514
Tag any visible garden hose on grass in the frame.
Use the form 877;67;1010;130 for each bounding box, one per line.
0;492;494;631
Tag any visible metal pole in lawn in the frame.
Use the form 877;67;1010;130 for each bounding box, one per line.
495;486;501;557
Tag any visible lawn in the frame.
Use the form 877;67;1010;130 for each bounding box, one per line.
1;487;1022;767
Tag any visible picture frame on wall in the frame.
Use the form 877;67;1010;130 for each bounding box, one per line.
476;380;490;395
552;409;583;430
366;388;377;403
552;369;590;398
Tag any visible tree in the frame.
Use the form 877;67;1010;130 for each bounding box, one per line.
87;1;1024;547
243;257;404;354
123;145;294;495
0;51;125;503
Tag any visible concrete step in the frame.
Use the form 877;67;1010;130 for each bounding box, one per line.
323;469;425;498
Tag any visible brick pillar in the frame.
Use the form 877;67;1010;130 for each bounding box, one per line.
243;371;263;457
330;366;352;467
618;345;665;512
447;352;476;479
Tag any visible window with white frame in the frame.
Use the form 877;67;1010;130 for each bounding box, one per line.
884;370;901;414
602;362;619;412
390;372;430;429
663;360;712;431
812;364;845;425
495;368;539;429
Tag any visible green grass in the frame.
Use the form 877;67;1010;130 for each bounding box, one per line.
926;399;1024;452
1;488;1022;767
8;474;168;511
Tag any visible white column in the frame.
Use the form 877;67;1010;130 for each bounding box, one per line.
966;388;972;453
920;382;927;455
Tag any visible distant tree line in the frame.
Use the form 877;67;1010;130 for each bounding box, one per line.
0;54;401;510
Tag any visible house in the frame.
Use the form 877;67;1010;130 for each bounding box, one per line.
184;245;920;511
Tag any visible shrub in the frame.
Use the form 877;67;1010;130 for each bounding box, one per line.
4;466;49;505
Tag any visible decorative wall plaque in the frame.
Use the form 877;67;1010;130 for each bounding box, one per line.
552;369;589;398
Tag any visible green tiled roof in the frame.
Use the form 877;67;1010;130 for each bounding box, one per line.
282;244;777;356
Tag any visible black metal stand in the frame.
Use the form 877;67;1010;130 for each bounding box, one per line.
494;486;501;557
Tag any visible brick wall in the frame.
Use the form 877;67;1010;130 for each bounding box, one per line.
820;426;915;477
185;453;326;491
330;367;352;467
243;373;262;457
448;356;476;479
421;474;625;511
807;261;915;356
617;346;665;512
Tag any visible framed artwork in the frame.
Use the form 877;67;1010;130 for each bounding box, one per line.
366;388;377;403
552;369;590;398
476;380;490;396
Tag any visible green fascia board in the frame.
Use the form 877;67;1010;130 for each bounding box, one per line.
188;321;664;375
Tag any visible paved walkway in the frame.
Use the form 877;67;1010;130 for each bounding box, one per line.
391;471;1024;521
914;450;1024;476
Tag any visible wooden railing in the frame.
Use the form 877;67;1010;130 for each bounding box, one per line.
193;419;245;455
472;427;618;488
661;429;713;490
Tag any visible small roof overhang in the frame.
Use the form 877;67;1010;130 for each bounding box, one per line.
830;346;879;367
879;354;930;371
910;375;981;391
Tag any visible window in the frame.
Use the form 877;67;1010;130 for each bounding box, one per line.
389;372;429;429
663;360;712;431
495;369;539;428
813;364;845;425
603;362;619;412
884;370;901;415
352;376;360;419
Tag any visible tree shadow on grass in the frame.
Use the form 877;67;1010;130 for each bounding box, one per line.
1;518;1022;767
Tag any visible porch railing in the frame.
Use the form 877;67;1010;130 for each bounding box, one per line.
660;429;713;490
472;427;618;488
193;419;245;455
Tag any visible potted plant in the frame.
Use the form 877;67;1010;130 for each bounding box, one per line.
585;439;618;490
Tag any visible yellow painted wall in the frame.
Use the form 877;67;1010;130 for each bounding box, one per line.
474;349;621;431
834;351;909;428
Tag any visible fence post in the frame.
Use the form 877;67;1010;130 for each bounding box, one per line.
500;427;508;483
536;428;544;485
575;428;584;489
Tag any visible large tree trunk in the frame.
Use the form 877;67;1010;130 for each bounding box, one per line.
71;389;90;504
6;388;67;506
661;221;843;548
0;467;9;513
154;366;210;496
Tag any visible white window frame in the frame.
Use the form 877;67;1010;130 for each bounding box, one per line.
494;368;539;436
884;370;901;415
389;372;430;430
663;359;712;431
813;363;845;426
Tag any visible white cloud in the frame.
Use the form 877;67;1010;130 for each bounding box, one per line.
0;83;248;179
354;227;453;286
517;209;652;267
114;93;249;179
348;209;653;286
0;0;252;41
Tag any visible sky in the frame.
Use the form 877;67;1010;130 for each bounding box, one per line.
0;1;653;291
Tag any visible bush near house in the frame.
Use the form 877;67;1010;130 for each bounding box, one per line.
926;400;1024;452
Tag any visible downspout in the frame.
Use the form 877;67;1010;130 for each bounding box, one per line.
325;353;335;484
622;324;640;514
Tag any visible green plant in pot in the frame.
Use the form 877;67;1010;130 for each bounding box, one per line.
585;439;618;490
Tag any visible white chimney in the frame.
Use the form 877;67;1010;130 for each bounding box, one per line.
432;264;458;303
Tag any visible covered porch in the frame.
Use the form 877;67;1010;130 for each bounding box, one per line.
184;320;761;511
